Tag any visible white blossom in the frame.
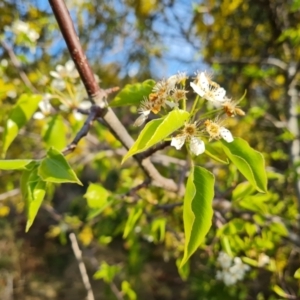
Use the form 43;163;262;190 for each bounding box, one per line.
10;20;39;43
50;60;79;80
171;123;205;156
205;120;234;143
190;72;226;103
216;252;250;286
51;78;66;90
134;98;152;126
33;94;53;119
217;252;232;269
258;253;270;267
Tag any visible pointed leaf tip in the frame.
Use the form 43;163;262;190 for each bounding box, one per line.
38;147;82;185
180;166;214;268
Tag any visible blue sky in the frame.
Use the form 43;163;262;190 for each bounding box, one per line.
23;0;206;78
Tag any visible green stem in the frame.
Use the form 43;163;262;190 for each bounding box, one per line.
189;95;200;121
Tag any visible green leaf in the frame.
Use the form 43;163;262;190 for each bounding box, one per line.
2;94;42;157
84;183;112;220
180;166;214;268
273;285;290;298
122;109;190;163
294;268;300;279
123;206;143;238
93;261;121;283
109;79;155;107
121;281;137;300
220;236;233;256
42;115;67;151
269;222;288;237
0;159;34;170
21;167;46;232
176;258;190;281
151;218;167;243
241;256;259;267
232;181;256;201
202;141;229;164
38;147;82;185
221;137;268;193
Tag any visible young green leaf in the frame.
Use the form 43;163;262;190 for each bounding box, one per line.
273;285;290;298
122;109;189;163
121;281;137;300
109;79;155;107
2;94;42;157
84;183;112;220
294;268;300;279
42;115;67;151
38;147;82;185
21;167;47;232
221;137;268;193
232;181;256;202
181;166;214;268
93;261;121;283
0;159;34;170
123;206;143;238
176;258;190;281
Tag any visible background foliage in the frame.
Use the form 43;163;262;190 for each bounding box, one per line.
0;0;300;299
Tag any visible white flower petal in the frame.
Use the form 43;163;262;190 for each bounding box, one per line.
199;72;210;92
190;137;205;156
190;82;205;97
167;75;178;90
213;87;226;102
134;114;148;127
65;60;75;71
171;135;186;150
33;112;45;120
73;111;84;121
51;79;66;90
39;99;52;113
50;71;61;79
220;127;233;142
56;65;64;73
165;100;178;109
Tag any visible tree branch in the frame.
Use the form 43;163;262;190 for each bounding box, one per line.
209;56;287;71
286;63;300;209
69;232;95;300
49;0;179;192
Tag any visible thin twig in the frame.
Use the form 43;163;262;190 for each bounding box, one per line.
0;188;20;201
136;141;171;160
62;105;104;155
0;40;38;92
69;232;95;300
121;179;151;198
155;202;183;211
209;56;287;71
109;282;124;300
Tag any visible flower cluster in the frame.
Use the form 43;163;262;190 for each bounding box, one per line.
216;252;250;286
50;60;79;90
134;71;246;156
10;20;40;43
134;72;188;126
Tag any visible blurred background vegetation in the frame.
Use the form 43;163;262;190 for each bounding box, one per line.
0;0;300;299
